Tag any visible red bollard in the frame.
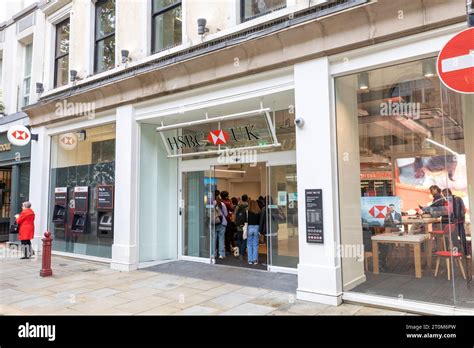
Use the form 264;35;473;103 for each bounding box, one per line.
40;231;53;277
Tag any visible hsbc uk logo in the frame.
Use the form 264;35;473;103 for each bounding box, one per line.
208;130;229;145
166;125;259;151
369;205;389;218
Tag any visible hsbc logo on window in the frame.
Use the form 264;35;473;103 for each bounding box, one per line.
369;205;388;218
166;125;259;151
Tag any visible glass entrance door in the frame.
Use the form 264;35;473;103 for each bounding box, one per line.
182;169;215;259
267;164;299;269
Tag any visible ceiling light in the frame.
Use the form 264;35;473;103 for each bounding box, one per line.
422;58;436;78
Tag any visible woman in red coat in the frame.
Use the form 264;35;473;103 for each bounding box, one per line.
15;201;35;259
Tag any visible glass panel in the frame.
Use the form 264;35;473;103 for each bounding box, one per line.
19;164;30;212
24;44;32;76
49;124;116;258
153;0;180;11
336;57;473;309
242;0;286;21
96;0;115;39
152;5;182;52
139;124;178;262
55;19;70;57
55;55;69;88
95;35;115;73
267;164;298;268
183;170;214;258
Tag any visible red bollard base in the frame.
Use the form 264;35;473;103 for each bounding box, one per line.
40;269;53;277
40;231;53;277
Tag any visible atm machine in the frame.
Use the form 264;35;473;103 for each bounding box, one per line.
71;186;89;233
97;185;114;238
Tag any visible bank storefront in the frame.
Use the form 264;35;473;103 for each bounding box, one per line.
0;130;31;243
135;69;299;272
30;23;473;314
331;24;474;313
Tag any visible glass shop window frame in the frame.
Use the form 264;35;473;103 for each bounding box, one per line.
151;0;182;54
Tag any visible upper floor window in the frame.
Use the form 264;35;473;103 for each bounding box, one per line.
151;0;182;54
54;18;70;88
94;0;115;73
241;0;286;22
21;43;33;108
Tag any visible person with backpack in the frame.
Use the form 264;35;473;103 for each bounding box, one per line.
214;193;228;259
234;194;249;261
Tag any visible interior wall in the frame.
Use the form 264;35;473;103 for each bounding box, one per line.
336;74;366;290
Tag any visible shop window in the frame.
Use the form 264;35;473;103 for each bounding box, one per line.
151;0;182;54
241;0;286;22
49;124;116;258
94;0;115;74
54;18;70;88
335;57;474;309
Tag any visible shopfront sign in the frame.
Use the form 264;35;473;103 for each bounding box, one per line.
166;125;260;151
437;27;474;94
305;189;324;244
7;125;31;146
0;143;12;152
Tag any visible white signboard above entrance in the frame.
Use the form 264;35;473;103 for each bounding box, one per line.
156;108;281;158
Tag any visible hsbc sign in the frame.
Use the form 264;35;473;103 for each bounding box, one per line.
166;125;260;151
7;125;31;146
368;205;389;219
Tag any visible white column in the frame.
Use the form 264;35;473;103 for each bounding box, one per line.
294;57;343;306
29;126;50;250
111;105;139;271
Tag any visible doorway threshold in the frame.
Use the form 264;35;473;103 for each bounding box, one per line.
146;260;297;293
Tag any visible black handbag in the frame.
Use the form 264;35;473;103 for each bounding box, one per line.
10;223;19;234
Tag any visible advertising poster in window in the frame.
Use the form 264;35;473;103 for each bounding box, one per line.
360;196;402;228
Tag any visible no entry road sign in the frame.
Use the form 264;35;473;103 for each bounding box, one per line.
437;27;474;94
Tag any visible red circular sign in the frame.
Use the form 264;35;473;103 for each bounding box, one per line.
437;28;474;94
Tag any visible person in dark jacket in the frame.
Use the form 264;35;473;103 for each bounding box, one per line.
234;194;249;260
442;188;468;254
247;200;261;265
16;202;35;259
220;191;235;254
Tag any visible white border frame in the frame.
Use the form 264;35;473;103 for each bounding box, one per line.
328;22;474;315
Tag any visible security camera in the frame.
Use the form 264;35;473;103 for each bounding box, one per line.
294;117;305;128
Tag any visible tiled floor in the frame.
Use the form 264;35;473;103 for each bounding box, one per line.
0;253;409;316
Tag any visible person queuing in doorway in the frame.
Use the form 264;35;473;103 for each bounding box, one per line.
15;202;35;260
247;199;261;265
219;191;235;255
234;194;249;260
214;192;228;259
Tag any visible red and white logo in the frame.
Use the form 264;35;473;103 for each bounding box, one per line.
207;130;229;145
437;27;474;94
369;205;388;219
7;125;31;146
59;133;78;151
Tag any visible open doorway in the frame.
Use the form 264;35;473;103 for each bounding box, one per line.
213;162;268;270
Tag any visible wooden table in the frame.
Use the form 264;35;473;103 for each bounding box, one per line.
401;217;440;233
372;233;430;279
